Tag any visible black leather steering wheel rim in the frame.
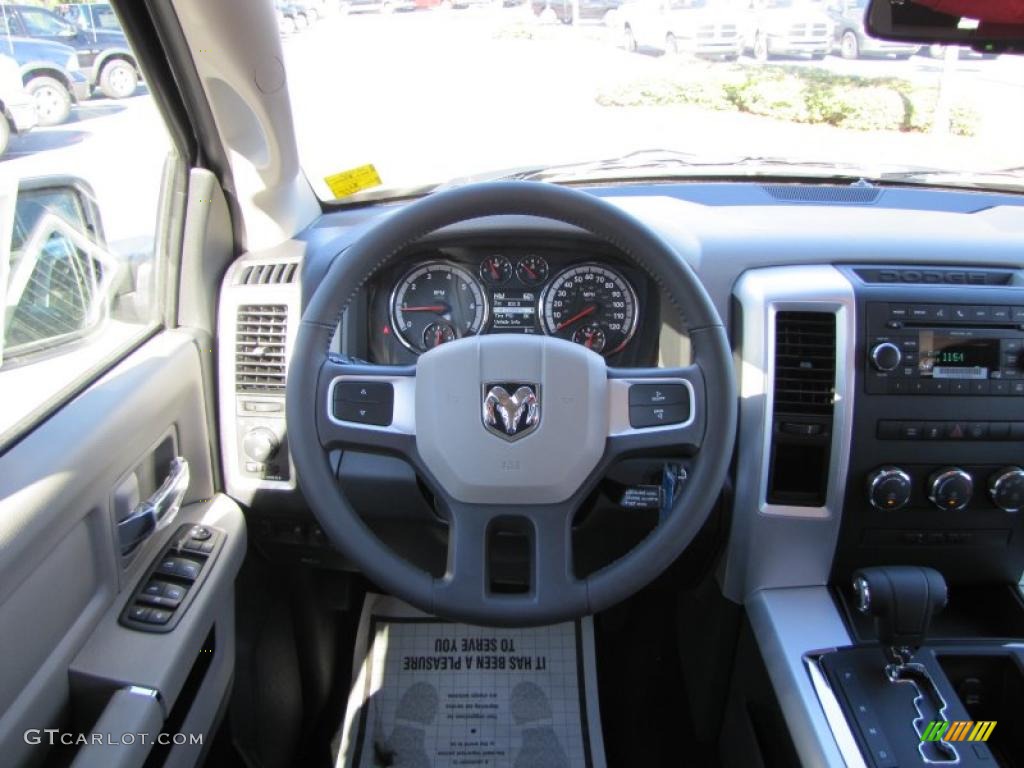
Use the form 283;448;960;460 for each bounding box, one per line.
287;181;736;626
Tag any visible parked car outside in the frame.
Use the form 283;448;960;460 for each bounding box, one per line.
0;50;35;155
620;0;743;57
0;34;90;126
0;3;140;99
745;0;832;60
534;0;622;25
826;0;918;59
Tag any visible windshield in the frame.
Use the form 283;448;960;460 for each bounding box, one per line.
282;1;1024;202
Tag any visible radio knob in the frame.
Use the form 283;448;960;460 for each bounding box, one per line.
989;467;1024;513
867;467;912;511
870;342;902;372
928;468;973;511
243;428;279;462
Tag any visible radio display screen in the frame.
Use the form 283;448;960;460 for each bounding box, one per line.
918;331;1000;379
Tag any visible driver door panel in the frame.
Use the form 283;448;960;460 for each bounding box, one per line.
0;330;243;767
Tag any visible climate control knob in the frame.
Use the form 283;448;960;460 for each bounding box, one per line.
928;468;973;511
989;467;1024;513
867;467;913;511
243;428;280;462
870;342;902;372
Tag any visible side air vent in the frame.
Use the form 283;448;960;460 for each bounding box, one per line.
773;312;836;415
236;305;288;393
767;311;837;507
761;184;880;205
236;262;298;285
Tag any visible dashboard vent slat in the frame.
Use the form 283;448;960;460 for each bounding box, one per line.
236;305;288;393
237;262;298;285
772;311;836;416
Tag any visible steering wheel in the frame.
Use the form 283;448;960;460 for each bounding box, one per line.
287;182;736;626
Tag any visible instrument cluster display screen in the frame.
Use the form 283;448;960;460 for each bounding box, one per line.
918;331;1000;379
491;290;540;333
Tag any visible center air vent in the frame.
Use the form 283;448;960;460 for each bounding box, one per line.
767;311;837;507
236;262;298;285
236;305;288;393
773;311;836;416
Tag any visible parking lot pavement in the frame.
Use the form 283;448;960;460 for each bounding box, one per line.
4;5;1023;246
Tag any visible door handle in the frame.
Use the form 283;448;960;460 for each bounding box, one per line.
117;457;189;555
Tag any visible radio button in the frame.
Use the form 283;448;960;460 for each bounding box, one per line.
969;306;992;322
889;305;909;319
951;381;970;395
992;381;1010;395
870;342;902;372
1011;423;1024;440
929;380;948;394
951;306;971;321
932;306;951;322
1013;307;1024;322
909;305;931;320
1011;381;1024;396
888;379;908;394
992;307;1011;321
923;424;943;440
971;380;990;395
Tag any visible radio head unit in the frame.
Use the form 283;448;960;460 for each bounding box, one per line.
866;302;1024;396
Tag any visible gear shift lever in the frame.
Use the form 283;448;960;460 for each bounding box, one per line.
851;565;948;664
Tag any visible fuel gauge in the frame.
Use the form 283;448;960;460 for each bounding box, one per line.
516;255;549;286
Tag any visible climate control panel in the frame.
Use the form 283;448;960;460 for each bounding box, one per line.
866;465;1024;513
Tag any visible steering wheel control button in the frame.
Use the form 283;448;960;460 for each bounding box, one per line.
335;399;392;427
336;381;393;404
333;380;395;426
629;404;688;429
628;383;689;408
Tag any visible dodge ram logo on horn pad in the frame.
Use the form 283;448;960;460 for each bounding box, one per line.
482;383;540;441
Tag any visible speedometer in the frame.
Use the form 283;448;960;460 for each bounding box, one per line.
390;262;487;354
540;264;638;356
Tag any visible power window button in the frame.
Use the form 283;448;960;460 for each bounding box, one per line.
156;556;202;581
127;604;152;622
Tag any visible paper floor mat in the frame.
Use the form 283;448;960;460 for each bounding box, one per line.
334;594;606;768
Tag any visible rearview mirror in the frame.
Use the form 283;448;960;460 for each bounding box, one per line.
1;176;120;367
866;0;1024;55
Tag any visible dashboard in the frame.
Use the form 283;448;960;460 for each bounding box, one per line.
363;238;663;366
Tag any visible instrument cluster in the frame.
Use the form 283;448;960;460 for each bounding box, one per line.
366;244;656;365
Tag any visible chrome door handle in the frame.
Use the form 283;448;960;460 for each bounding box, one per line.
117;457;189;555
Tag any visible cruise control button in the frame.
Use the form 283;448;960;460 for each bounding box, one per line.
628;383;689;407
335;381;394;405
335;400;393;427
629;405;687;428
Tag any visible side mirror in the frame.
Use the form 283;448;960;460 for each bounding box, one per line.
866;0;1024;55
1;176;120;367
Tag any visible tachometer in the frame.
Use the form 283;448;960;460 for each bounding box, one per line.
390;262;487;354
540;264;638;356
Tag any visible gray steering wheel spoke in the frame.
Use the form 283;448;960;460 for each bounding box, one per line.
432;499;587;627
315;357;418;457
605;364;706;457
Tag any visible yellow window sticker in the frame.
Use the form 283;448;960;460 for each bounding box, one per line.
324;164;382;199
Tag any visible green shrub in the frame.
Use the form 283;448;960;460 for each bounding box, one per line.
595;63;978;136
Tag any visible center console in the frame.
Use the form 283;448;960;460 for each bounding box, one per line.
733;265;1024;768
